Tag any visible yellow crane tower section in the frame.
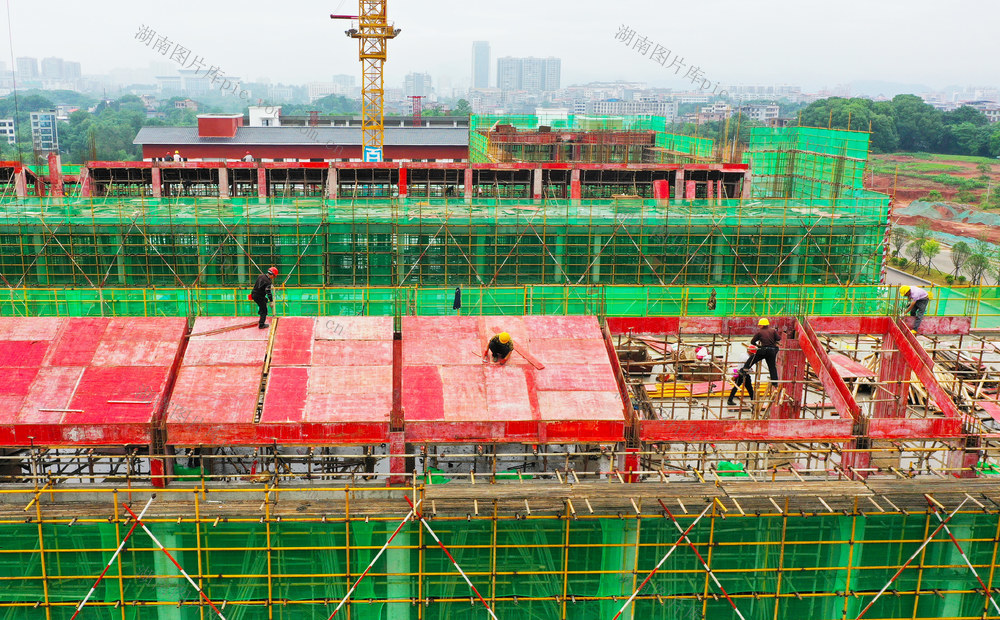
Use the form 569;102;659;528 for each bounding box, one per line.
332;3;400;162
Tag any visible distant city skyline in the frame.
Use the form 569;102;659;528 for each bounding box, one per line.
2;0;998;93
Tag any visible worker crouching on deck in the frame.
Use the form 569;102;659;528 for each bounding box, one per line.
483;332;514;365
900;285;930;333
743;318;781;381
251;267;278;329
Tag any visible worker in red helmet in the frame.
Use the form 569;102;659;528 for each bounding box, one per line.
251;267;279;328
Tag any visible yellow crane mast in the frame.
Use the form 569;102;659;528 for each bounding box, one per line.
332;2;400;162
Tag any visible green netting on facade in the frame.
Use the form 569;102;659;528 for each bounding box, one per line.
468;115;712;164
2;284;996;327
0;197;889;288
470;115;669;133
653;132;714;160
745;127;872;199
1;512;998;619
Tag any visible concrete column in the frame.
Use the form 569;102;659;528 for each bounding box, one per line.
554;235;566;284
741;171;752;199
475;235;488;279
114;235;126;285
78;167;92;198
386;528;413;618
570;169;581;204
685;180;696;200
674;169;685;202
47;153;62;198
257;167;267;199
15;170;27;198
717;180;725;200
464;168;474;201
33;234;48;285
398;167;408;199
874;330;908;420
705;178;714;201
532;168;543;201
590;235;602;283
218;168;229;199
327;166;338;200
151;167;162;199
775;344;805;419
154;533;183;619
237;233;247;283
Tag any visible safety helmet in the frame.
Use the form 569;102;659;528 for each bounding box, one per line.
268;267;279;277
900;285;911;296
758;318;769;327
695;346;709;361
498;332;511;344
174;150;179;154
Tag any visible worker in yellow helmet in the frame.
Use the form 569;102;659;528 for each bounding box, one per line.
900;285;930;333
743;318;781;381
482;332;514;365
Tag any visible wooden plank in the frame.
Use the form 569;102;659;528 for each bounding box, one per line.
829;353;875;379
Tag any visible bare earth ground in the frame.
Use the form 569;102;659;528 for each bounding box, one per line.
870;154;1000;243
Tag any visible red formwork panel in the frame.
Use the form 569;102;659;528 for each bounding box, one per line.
167;317;393;446
0;317;187;447
401;315;626;444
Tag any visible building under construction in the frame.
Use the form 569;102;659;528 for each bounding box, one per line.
2;124;1000;620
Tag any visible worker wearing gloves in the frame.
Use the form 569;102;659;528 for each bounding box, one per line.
728;345;757;406
251;267;278;329
743;318;781;381
483;332;514;365
900;285;930;333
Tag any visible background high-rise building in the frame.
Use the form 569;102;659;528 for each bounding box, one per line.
472;41;490;89
404;72;433;97
496;57;561;92
30;111;58;152
16;57;38;80
41;57;65;80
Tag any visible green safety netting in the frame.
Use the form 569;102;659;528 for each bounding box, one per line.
0;197;889;289
469;114;713;164
1;512;997;619
2;284;997;328
744;127;873;199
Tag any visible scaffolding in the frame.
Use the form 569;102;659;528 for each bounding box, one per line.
744;127;872;199
469;115;715;165
0;197;890;289
2;462;1000;619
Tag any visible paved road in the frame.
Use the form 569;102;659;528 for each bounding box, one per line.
884;267;931;287
894;242;998;286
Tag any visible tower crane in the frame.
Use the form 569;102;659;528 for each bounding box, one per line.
332;3;400;162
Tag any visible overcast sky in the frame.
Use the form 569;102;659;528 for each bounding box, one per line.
4;0;998;92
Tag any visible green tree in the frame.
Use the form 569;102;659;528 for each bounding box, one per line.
965;238;994;284
907;238;927;272
891;94;945;152
453;99;472;116
943;106;988;127
951;241;971;276
921;239;941;274
890;225;909;257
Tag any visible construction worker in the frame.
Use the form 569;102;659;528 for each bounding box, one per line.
728;345;757;406
173;150;182;162
482;332;514;365
243;151;254;162
900;285;930;333
743;318;780;381
251;267;278;329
